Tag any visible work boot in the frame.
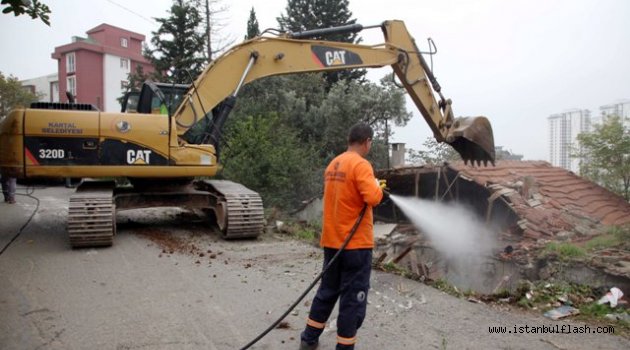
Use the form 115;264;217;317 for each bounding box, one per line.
299;340;319;350
7;197;15;204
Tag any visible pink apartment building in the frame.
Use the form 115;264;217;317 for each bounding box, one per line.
51;24;154;111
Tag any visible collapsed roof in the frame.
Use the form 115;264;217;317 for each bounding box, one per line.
376;160;630;242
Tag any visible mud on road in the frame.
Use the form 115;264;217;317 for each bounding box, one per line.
0;186;628;349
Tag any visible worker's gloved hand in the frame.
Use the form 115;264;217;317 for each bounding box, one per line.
375;179;390;205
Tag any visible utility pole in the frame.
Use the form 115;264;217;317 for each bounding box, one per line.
205;0;212;61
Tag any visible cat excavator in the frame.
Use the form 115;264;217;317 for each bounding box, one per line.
0;20;495;248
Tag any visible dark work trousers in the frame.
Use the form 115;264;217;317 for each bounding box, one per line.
301;247;372;349
1;176;16;201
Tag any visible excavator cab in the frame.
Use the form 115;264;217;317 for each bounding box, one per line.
121;81;190;115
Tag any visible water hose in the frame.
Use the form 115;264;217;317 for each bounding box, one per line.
0;186;41;256
240;204;369;350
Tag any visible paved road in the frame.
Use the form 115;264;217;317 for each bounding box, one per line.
1;186;628;350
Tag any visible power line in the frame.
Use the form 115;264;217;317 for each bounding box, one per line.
103;0;156;25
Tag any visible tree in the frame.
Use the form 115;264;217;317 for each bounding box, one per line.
194;0;232;62
1;0;50;25
221;112;320;209
118;64;156;108
245;7;260;40
406;137;461;166
0;72;39;118
148;0;207;83
574;115;630;200
308;78;410;166
277;0;365;87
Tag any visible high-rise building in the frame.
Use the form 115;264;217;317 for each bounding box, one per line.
51;24;154;111
597;99;630;129
548;109;591;173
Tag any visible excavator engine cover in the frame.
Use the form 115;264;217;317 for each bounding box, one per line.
446;116;495;166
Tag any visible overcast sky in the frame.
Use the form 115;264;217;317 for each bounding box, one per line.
1;0;629;160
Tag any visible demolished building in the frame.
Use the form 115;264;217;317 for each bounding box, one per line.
374;160;630;294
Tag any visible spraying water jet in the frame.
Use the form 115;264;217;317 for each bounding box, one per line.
385;194;499;292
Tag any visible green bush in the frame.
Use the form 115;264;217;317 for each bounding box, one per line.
221;112;320;210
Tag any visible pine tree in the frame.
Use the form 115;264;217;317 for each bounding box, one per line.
245;7;260;40
148;0;207;83
277;0;365;87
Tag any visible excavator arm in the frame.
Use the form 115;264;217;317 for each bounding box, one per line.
173;20;495;165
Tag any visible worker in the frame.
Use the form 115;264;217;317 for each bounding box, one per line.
1;174;17;204
299;123;384;350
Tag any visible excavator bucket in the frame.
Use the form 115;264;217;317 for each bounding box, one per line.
445;116;495;166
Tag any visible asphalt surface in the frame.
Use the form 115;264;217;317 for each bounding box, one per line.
1;185;629;350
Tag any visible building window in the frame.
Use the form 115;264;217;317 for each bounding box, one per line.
67;76;76;98
121;37;128;48
66;52;75;73
120;58;130;71
50;81;59;102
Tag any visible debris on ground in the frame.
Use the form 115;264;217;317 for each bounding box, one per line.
598;287;625;307
135;228;224;264
605;313;630;322
373;161;630;303
544;305;580;320
276;321;291;329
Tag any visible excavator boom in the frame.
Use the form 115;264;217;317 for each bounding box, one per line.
174;20;495;164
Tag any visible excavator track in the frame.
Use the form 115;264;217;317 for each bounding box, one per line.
196;180;264;239
67;181;116;248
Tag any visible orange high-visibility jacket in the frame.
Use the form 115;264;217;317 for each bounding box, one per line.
321;151;383;250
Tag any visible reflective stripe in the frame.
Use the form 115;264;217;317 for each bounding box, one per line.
307;318;326;329
337;335;357;345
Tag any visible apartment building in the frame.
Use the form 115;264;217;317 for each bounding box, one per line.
548;109;591;173
21;73;59;103
597;99;630;129
51;24;154;111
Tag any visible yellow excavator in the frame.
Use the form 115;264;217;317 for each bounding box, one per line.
0;20;495;248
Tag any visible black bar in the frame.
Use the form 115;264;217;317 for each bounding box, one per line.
205;96;236;160
412;39;441;94
288;23;363;39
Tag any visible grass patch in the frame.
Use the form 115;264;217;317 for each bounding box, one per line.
585;234;618;251
432;278;462;297
514;281;595;309
579;303;616;318
294;227;318;241
278;220;321;243
585;225;630;251
543;242;586;261
381;261;407;275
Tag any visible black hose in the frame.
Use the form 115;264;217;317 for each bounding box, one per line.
240;204;369;350
0;187;40;256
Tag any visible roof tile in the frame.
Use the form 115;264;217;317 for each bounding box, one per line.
449;160;630;240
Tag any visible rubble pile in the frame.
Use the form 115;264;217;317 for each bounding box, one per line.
373;161;630;293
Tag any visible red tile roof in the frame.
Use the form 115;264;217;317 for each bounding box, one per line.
450;160;630;227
